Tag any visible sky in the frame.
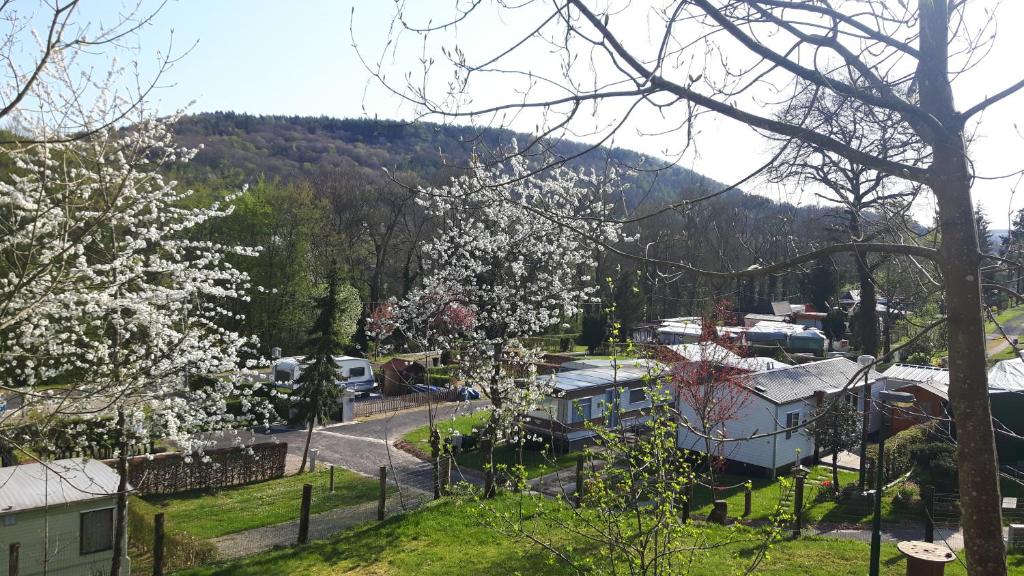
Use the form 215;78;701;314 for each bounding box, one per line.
71;0;1024;227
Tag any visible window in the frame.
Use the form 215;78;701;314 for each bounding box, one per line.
274;368;293;383
785;411;801;440
571;398;593;423
80;508;114;555
628;388;647;405
431;357;440;367
348;366;366;378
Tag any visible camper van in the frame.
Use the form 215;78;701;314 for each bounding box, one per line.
273;355;377;395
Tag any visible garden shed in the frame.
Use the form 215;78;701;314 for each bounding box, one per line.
0;458;121;576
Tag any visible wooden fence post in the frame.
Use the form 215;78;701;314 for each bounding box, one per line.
329;465;335;493
793;474;806;537
574;454;585;507
744;486;752;517
153;513;165;576
298;483;312;545
923;484;935;543
378;465;387;521
8;543;19;576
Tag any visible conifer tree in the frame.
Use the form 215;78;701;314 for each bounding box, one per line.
295;264;346;473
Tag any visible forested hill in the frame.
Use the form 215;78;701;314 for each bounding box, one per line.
170;112;847;355
173;112;745;213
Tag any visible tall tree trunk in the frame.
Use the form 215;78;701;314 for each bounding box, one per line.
918;1;1006;572
483;341;505;499
935;156;1006;574
299;417;314;474
110;409;128;576
849;212;880;357
430;428;441;499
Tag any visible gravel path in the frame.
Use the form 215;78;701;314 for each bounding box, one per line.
210;487;432;560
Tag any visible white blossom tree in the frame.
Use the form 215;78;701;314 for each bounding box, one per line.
403;149;623;497
0;115;275;575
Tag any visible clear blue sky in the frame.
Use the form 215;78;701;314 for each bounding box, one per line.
76;0;1024;225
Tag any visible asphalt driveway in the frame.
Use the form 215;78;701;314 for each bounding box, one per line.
260;399;488;493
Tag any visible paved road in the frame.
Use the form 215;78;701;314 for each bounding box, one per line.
257;400;488;493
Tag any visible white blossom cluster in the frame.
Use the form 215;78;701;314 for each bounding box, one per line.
399;147;624;436
0;115;272;456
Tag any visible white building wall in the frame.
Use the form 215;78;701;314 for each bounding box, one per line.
676;395;777;469
772;398;817;469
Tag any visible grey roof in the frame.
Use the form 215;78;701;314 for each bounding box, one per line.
741;357;880;404
883;364;950;386
548;365;661;393
0;458;120;515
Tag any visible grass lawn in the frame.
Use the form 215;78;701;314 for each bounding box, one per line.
177;494;1023;576
403;409;584;479
692;466;919;525
143;467;382;539
986;305;1024;334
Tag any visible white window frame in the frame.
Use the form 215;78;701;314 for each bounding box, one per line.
785;410;801;440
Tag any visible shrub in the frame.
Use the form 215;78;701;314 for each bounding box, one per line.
128;497;217;572
909;439;958;492
865;423;930;488
891;481;921;510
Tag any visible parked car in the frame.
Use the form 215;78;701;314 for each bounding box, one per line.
272;356;378;395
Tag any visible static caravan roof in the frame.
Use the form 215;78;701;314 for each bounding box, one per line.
664;343;783;372
548;365;661;394
741;357;880;405
745;313;787;323
0;458;120;515
987;359;1024;393
883;364;950;386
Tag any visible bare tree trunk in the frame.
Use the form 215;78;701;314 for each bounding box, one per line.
850;212;880;357
299;417;314;474
430;428;441;499
110;410;128;576
935;163;1006;574
918;1;1005;571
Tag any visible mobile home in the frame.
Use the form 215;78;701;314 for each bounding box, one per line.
273;355;377;394
0;459;121;576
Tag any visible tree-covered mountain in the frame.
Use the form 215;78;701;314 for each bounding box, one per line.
172;112;853;355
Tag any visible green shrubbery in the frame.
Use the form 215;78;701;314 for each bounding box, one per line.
129;497;218;573
865;422;957;492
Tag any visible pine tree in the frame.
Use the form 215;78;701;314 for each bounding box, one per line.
295;264;346;474
975;204;993;256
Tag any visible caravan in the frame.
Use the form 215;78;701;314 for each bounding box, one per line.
273;355;378;395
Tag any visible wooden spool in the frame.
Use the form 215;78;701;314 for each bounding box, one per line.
896;540;956;576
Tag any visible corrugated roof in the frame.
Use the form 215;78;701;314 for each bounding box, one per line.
548;365;661;393
741;357;880;404
0;458;120;514
883;364;950;385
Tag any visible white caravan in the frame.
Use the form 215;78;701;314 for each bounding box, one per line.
273;355;377;394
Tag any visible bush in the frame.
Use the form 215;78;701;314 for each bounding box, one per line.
891;481;921;511
128;497;217;572
905;352;933;366
909;439;958;492
865;423;930;488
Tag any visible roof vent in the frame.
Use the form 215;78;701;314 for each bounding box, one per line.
754;385;767;393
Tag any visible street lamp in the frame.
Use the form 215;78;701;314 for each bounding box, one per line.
868;389;916;576
857;354;875;491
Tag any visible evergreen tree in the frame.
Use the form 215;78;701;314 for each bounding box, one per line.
295;264;346;474
975;204;993;255
580;307;609;354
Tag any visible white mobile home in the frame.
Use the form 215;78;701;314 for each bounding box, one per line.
524;363;669;453
273;355;377;394
677;357;881;476
0;459;121;576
